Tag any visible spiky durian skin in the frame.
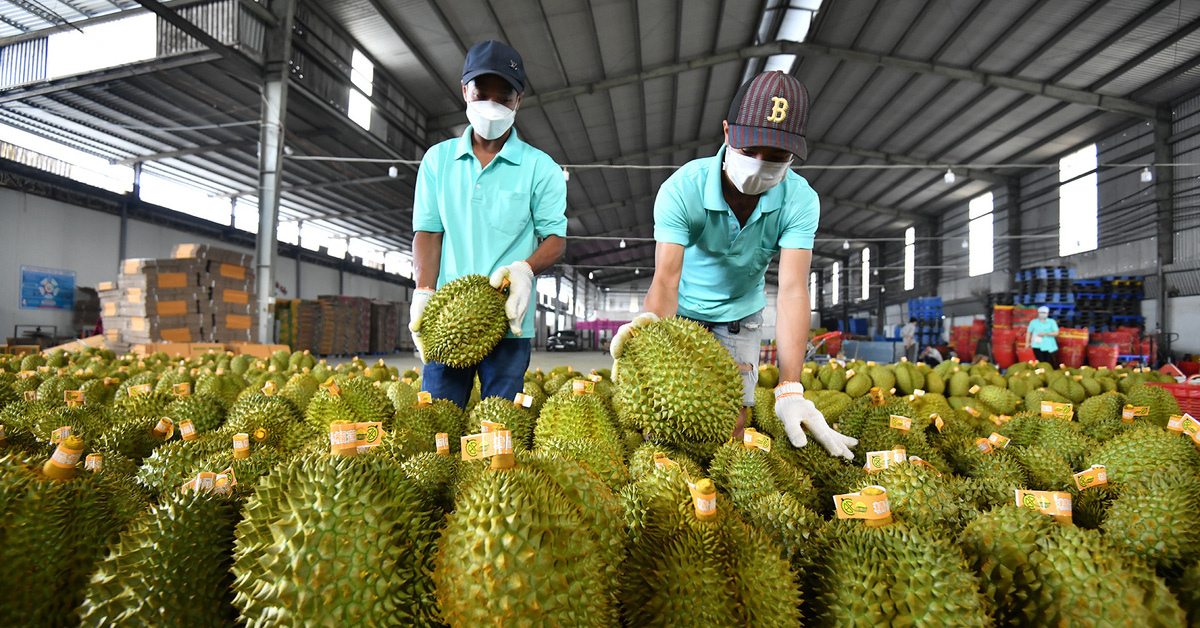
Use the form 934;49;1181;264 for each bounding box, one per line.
1126;383;1182;429
959;504;1056;624
303;377;393;433
618;467;802;627
613;317;741;445
79;491;243;628
1102;470;1200;570
386;379;418;413
534;391;620;449
221;393;299;451
536;436;631;489
1078;391;1129;441
165;393;227;433
232;453;442;626
135;434;229;496
859;461;979;532
436;451;625;627
808;518;988;627
1086;425;1200;483
419;274;509;368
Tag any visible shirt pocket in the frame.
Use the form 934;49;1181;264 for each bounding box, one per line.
488;190;532;236
753;246;779;270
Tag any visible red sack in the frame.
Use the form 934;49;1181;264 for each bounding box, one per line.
1087;345;1119;370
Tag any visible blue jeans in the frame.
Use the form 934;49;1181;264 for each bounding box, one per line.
681;310;763;407
421;338;531;411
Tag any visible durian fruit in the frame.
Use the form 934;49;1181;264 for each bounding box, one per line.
959;504;1056;624
1126;383;1182;429
232;453;442;626
1049;375;1087;404
751;386;787;442
537;436;631;489
708;442;818;513
535;389;620;449
1102;469;1200;570
1086;425;1200;483
955;446;1029;509
397;397;466;445
385;379;418;413
437;450;625;626
278;371;320;413
36;374;80;403
976;384;1020;416
861;459;979;531
398;451;483;513
843;369;872;397
164;393;227;433
1078;391;1129;441
417;274;509;367
757;363;780;389
221;394;300;451
1035;418;1096;468
808;517;987;626
79;491;243;627
1072;483;1120;529
627;441;706;482
619;468;801;626
135;434;230;495
1030;525;1185;627
740;491;823;569
1009;445;1075;491
1170;563;1200;626
612;317;741;445
98;415;174;462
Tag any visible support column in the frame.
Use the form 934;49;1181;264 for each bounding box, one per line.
294;229;302;300
254;0;298;343
1007;182;1022;289
875;244;886;336
118;163;141;263
841;256;850;334
1153;116;1173;360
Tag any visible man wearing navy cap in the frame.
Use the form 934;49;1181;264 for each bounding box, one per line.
612;71;857;460
410;40;567;410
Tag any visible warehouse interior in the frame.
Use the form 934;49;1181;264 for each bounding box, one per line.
1;0;1198;362
5;2;1200;626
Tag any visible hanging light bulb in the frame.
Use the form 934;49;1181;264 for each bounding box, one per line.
842;240;850;250
588;271;594;280
961;238;969;249
1140;167;1153;183
619;239;626;249
563;168;570;182
944;169;956;184
387;166;399;178
635;268;640;275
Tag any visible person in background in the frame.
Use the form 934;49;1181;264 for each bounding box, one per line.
609;71;857;460
409;40;567;410
901;317;917;362
1026;305;1059;364
920;345;943;366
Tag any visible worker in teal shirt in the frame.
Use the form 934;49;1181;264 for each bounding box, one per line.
1026;305;1060;364
410;40;567;410
611;71;857;460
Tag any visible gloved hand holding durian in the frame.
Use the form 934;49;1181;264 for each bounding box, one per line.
774;381;858;459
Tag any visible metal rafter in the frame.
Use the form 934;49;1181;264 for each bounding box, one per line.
1047;0;1177;84
431;39;1163;129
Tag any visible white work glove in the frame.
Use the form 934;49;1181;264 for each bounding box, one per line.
408;288;434;363
610;311;659;359
489;261;535;336
775;381;857;460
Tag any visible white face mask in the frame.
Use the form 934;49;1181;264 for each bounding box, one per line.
466;99;516;140
723;146;792;195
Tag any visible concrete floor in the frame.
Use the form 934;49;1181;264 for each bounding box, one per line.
363;348;615;375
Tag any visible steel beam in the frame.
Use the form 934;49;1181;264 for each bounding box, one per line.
254;0;297;343
112;140;256;166
129;0;260;78
811;140;1014;187
361;0;461;106
1089;16;1200;91
431;40;1161;129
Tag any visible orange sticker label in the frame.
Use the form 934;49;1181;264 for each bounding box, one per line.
991;414;1012;426
1040;401;1074;420
233;432;251;452
975;438;993;454
1035;368;1046;374
571;380;595;395
85;453;103;471
1121;405;1149;423
128;383;152;397
988;433;1011;449
261;381;277;396
435;432;450;454
460;432;495;460
354;422;383;451
951;356;960;363
908;456;942;477
492;429;513;455
969;385;981;395
51;425;71;444
328;425;357;451
23;391;37;401
690;483;717;517
865;448;907;472
173;382;191;397
834;487;891;520
869;388;886;405
889;415;912;433
480;421;505;434
417;391;432;406
933;414;945;433
182;471;217;494
1182;414;1200;439
653;452;678;470
179;420;196;440
1168;414;1185;433
590;374;602;382
965;405;981;417
845;369;856;378
18;370;36;380
1016;489;1072;523
514;393;534;408
741;428;772;452
48;440;83;469
1073;465;1108;490
64;390;84;407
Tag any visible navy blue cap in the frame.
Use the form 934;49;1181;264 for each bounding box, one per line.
462;40;525;94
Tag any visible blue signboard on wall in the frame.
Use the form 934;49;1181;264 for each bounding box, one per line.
20;266;76;310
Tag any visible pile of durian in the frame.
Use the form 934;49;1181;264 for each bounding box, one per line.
0;316;1194;627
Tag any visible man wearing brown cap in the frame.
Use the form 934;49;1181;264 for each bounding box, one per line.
611;71;857;460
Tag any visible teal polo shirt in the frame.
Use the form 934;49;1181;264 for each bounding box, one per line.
412;127;567;339
654;145;820;322
1027;318;1059;352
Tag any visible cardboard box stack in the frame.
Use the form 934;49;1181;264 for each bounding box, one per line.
98;244;257;352
171;244;258;343
369;301;399;353
316;296;371;355
277;299;322;353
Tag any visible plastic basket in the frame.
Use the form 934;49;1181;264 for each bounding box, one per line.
1147;377;1200;416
